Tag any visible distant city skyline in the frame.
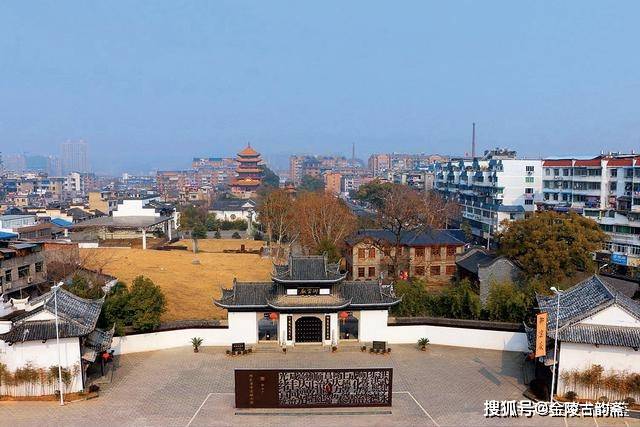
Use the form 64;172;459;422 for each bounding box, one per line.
2;1;640;173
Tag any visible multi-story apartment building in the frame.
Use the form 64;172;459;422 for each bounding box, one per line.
434;151;542;243
345;229;465;281
289;155;351;186
387;170;435;191
0;241;47;295
368;153;447;177
61;140;89;174
540;154;640;272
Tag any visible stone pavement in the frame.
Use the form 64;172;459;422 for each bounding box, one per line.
0;344;637;426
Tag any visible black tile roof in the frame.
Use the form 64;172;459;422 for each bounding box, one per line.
535;275;640;347
214;280;400;310
455;248;497;275
345;229;465;247
558;324;640;348
272;255;345;283
598;275;639;298
0;288;104;343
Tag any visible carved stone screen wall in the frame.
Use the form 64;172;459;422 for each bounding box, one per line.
235;368;393;408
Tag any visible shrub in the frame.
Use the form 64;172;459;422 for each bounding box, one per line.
564;391;577;402
191;337;203;351
624;397;636;405
418;337;429;348
597;396;609;403
127;276;167;332
214;230;221;239
485;281;531;323
231;231;241;239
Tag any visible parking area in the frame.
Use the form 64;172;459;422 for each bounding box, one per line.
1;344;637;426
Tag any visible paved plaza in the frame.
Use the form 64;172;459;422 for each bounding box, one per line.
1;344;637;426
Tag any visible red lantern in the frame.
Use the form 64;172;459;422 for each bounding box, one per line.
269;312;278;320
339;311;349;319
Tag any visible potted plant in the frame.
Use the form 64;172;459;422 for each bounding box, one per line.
191;337;203;353
418;337;429;351
361;345;367;352
332;346;338;353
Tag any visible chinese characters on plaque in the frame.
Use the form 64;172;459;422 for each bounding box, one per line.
235;368;392;408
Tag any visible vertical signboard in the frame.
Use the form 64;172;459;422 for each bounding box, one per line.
286;316;292;341
535;312;548;358
324;315;331;341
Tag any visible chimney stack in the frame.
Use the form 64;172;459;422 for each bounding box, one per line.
471;122;476;158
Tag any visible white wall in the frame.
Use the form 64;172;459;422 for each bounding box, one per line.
385;324;528;352
579;305;640;327
558;342;640;400
111;328;231;355
112;198;159;217
108;311;529;355
0;337;83;394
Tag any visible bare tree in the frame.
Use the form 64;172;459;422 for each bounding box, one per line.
293;191;357;261
374;184;459;277
257;189;298;246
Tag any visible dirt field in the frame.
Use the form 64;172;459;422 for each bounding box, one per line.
80;239;272;321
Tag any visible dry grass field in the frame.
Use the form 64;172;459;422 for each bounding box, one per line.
80;239;272;321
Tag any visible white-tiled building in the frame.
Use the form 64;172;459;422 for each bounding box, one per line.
541;155;640;272
434;153;542;242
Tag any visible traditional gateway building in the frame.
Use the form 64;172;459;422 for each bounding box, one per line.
214;255;401;346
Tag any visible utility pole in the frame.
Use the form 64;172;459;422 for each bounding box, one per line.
471;122;476;158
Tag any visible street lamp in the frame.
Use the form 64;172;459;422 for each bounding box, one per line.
549;286;563;403
52;282;64;406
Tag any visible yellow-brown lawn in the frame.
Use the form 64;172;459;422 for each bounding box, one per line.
80;239;271;322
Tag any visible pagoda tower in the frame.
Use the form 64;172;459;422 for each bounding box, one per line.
230;143;263;198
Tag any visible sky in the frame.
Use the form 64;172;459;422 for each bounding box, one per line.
1;1;639;173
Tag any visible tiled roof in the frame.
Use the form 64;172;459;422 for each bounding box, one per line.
455;248;496;275
536;275;640;347
346;229;464;247
70;215;172;230
267;294;351;310
598;275;639;298
0;288;104;343
214;280;400;310
537;275;640;332
84;325;115;352
340;281;400;307
558;324;640;348
272;255;345;283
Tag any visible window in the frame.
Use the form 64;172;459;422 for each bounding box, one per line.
35;262;43;273
525;199;533;205
610;168;617;177
430;265;441;276
526;166;535;173
415;266;425;276
545;168;550;176
368;247;376;258
368;267;376;277
358;248;366;259
4;270;11;283
563;168;570;176
415;247;425;258
553;168;559;176
446;246;456;256
445;265;456;275
525;188;534;194
431;246;441;259
357;267;365;278
525;177;534;183
18;265;30;278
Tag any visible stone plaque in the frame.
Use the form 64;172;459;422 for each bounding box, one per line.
372;341;386;352
287;316;293;341
232;342;245;353
235;368;393;408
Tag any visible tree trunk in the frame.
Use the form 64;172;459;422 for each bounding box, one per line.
193;238;198;254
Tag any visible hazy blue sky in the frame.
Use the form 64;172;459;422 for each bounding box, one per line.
1;1;639;173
